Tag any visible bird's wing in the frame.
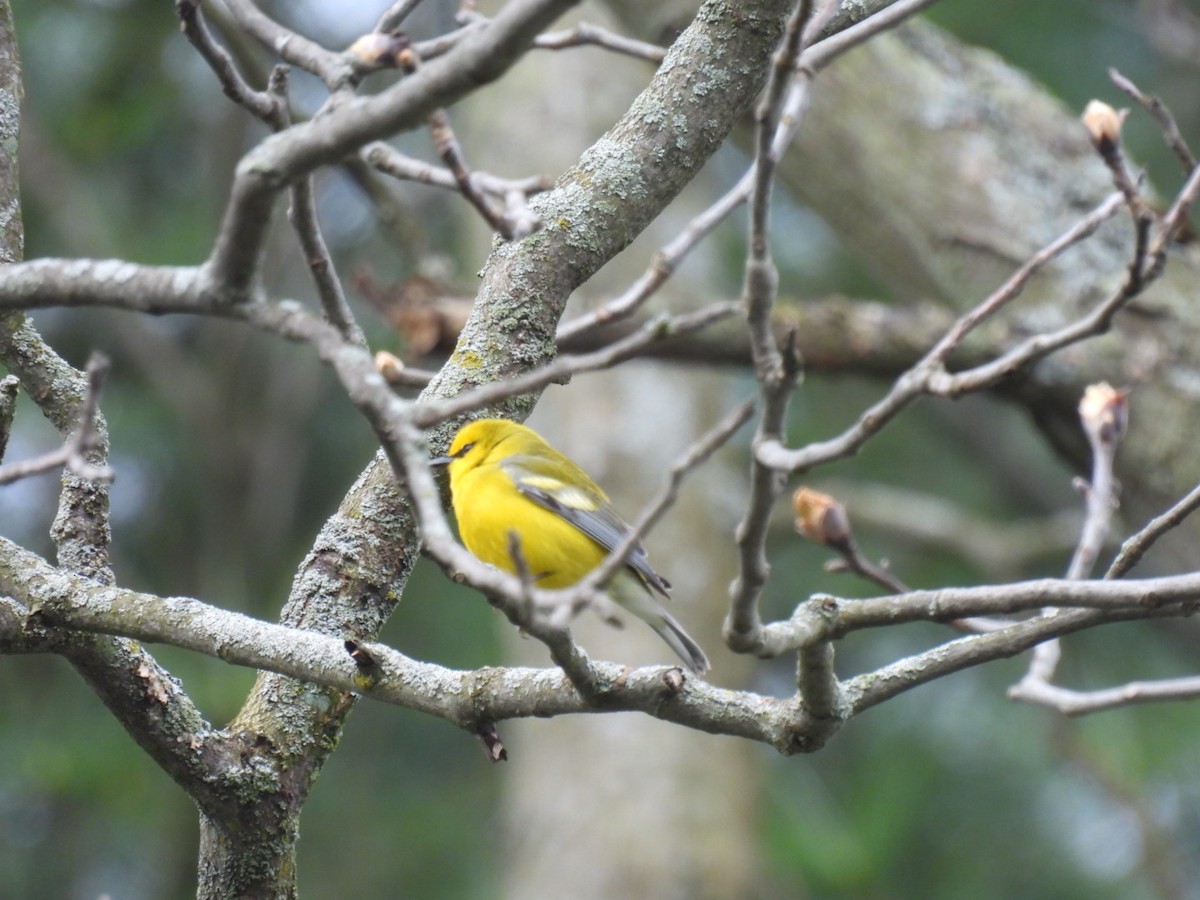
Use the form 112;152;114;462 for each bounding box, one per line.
502;453;671;596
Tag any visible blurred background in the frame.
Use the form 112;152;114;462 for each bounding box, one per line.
3;0;1200;897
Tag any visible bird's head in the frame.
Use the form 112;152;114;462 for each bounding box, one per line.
430;419;534;478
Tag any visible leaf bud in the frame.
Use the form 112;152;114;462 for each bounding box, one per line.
346;30;412;70
1078;381;1129;446
1081;100;1126;154
792;487;852;549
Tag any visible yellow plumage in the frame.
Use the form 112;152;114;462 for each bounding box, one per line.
433;419;710;674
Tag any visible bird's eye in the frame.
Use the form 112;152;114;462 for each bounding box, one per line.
455;442;475;458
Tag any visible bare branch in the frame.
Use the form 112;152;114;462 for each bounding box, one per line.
427;107;542;238
925;192;1126;367
556;10;818;343
221;0;357;90
389;46;543;240
727;0;817;652
844;606;1158;715
1066;384;1128;581
1011;383;1125;702
375;0;427;34
577;399;755;601
363;141;552;198
411;303;740;429
0;352;113;485
1025;675;1200;716
0;314;220;805
1152;150;1200;249
807;0;941;41
554;167;758;342
0;539;809;752
533;21;665;62
801;0;944;74
288;174;366;344
798;640;841;720
1107;481;1200;578
1109;68;1197;173
206;0;584;296
174;0;286;126
18;531;1198;740
751;186;1135;476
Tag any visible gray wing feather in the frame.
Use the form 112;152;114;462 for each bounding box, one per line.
503;453;671;596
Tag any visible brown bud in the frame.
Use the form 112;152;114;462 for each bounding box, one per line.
792;487;852;549
346;30;411;70
1082;100;1126;153
1078;382;1129;446
374;350;406;384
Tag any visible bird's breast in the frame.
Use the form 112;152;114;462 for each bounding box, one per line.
454;464;606;588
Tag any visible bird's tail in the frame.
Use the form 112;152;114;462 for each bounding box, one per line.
611;573;710;675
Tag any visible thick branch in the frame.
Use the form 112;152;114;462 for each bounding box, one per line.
0;539;814;755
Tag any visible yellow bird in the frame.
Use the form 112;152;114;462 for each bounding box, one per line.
432;419;710;675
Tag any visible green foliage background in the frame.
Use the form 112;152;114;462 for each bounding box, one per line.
2;0;1198;897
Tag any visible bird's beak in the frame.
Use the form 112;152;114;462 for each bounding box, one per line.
430;455;453;468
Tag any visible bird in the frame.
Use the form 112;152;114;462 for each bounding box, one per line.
431;418;710;675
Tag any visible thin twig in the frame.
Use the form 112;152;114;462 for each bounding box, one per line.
427;109;541;239
1107;482;1200;578
730;1;831;653
1067;385;1126;581
926;192;1126;366
1033;675;1200;716
375;0;427;33
222;0;357;90
458;9;666;62
1151;152;1200;253
792;486;908;594
556;53;813;343
532;21;665;62
847;602;1190;716
363;142;552;197
800;0;944;74
174;0;286;126
395;51;541;240
752;189;1130;473
926;160;1200;399
577;400;755;599
1011;384;1127;706
289;175;367;345
551;1;860;346
205;0;583;297
0;353;115;485
792;486;1010;633
1108;68;1197;174
554;165;758;341
410;302;740;428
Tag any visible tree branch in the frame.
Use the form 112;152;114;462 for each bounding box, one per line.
207;0;584;296
0;352;114;485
